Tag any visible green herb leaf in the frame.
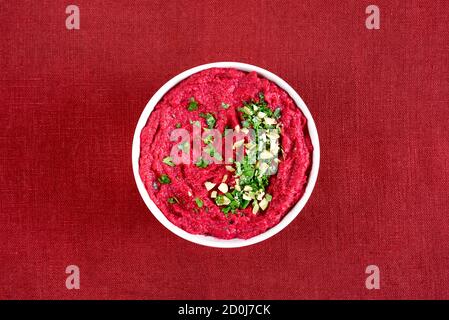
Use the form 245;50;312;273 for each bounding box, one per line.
204;145;223;161
199;112;216;129
203;135;214;145
241;199;251;209
214;151;223;161
178;141;190;153
175;123;181;128
158;174;171;184
221;102;230;109
223;127;232;137
163;156;175;167
222;206;231;216
195;157;209;168
168;197;179;204
187;97;198;111
273;107;281;119
194;197;203;208
241;120;250;128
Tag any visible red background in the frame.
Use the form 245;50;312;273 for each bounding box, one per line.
1;0;448;299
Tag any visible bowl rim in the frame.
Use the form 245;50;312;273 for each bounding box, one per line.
132;62;320;248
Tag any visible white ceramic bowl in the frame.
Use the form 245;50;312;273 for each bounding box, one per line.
132;62;320;248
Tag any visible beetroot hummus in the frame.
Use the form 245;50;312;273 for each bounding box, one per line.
139;68;312;239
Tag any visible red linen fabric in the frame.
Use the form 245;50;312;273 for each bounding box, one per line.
0;0;448;299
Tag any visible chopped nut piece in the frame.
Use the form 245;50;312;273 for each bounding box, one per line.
233;139;244;149
264;117;277;125
204;181;216;191
216;195;231;206
218;183;229;193
245;142;256;150
266;131;280;139
241;106;252;115
259;198;269;210
260;150;273;159
243;193;252;201
258;162;269;174
252;202;260;214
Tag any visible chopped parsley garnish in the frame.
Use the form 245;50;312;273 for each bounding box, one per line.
205;144;223;161
168;197;179;204
195;157;209;168
221;102;230;109
199;112;216;129
187;97;198;111
222;206;231;216
175;123;181;128
194;197;203;208
238;93;279;130
241;199;251;209
223;127;232;136
273;107;281;119
203;134;214;145
208;92;281;216
202;132;222;162
162;156;175;167
158;174;171;184
178;141;190;153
